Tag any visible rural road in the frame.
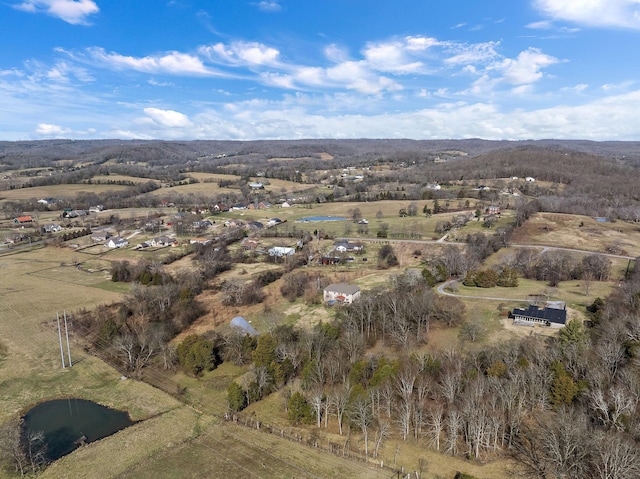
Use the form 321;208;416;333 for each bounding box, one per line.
339;237;637;260
436;279;531;302
337;236;636;303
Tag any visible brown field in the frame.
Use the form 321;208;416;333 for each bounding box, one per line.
512;212;640;257
0;184;132;203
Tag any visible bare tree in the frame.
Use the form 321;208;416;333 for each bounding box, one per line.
0;419;28;476
592;431;640;479
426;404;444;451
347;397;373;458
331;384;351;435
308;387;325;428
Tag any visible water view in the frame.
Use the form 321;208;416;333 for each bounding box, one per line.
22;399;136;462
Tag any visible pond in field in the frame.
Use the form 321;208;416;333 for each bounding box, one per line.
296;215;348;222
22;398;136;462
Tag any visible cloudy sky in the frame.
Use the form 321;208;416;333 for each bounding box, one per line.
1;0;640;141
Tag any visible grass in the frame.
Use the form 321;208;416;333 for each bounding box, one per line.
0;184;132;203
511;212;640;257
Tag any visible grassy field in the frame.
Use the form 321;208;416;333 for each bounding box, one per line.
0;184;132;203
2;245;448;479
511;212;640;257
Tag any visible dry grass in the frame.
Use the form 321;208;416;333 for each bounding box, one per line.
512;212;640;257
0;184;131;203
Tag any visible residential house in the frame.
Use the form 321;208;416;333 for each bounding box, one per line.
333;240;364;253
249;182;264;190
323;283;361;305
511;303;567;328
91;231;111;242
37;197;57;206
320;256;342;265
267;218;283;227
105;237;128;248
41;224;62;233
241;238;261;250
485;205;501;215
150;236;175;247
224;219;245;228
62;210;88;219
525;177;536;182
246;221;264;230
268;246;295;257
213;203;230;213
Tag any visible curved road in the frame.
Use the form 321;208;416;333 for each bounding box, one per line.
436;279;532;302
338;236;636;302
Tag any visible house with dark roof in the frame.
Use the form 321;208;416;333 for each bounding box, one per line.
323;283;361;304
511;304;567;328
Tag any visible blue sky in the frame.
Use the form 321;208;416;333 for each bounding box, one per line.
1;0;640;141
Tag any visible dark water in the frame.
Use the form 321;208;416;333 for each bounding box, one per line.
22;398;135;462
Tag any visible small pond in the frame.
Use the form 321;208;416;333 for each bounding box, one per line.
296;216;348;222
22;398;136;462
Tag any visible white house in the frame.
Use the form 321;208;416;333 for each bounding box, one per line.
323;283;361;304
41;224;62;233
333;240;364;253
105;237;128;248
268;246;295;257
525;176;536;182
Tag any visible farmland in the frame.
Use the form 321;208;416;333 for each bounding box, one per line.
1;139;640;479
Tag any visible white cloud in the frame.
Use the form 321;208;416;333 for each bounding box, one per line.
527;20;553;29
46;62;94;83
444;41;501;65
86;47;218;76
254;1;281;12
143;108;192;128
201;42;280;66
324;44;348;63
533;0;640;29
362;40;423;73
496;48;560;85
13;0;99;25
36;123;71;136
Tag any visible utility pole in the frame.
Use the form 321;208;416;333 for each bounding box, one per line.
57;312;66;368
64;310;72;367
